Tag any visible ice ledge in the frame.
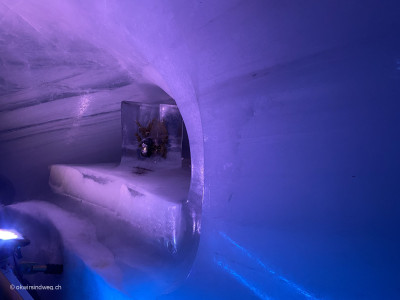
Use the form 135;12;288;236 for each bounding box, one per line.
49;164;190;253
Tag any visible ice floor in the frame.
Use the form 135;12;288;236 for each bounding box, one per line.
1;193;188;299
157;224;400;300
2;196;399;300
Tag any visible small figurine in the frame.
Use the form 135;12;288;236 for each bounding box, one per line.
135;119;169;158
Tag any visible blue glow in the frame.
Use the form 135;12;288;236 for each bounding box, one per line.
219;231;318;299
0;229;21;240
214;257;272;300
63;261;133;300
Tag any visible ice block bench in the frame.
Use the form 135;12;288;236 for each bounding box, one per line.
49;164;190;252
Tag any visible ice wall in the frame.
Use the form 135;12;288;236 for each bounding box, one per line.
1;1;400;299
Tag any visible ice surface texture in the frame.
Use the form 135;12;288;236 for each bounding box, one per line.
1;0;400;299
1;199;184;299
49;164;190;254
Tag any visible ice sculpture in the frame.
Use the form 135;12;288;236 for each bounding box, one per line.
121;101;183;169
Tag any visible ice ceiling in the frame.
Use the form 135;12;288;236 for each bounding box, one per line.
0;1;180;196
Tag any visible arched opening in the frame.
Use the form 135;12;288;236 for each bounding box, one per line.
0;81;202;299
0;1;206;298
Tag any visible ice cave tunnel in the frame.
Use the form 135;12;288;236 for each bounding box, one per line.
0;1;400;299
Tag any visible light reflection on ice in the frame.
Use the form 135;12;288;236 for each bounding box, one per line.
78;94;91;117
218;231;318;300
